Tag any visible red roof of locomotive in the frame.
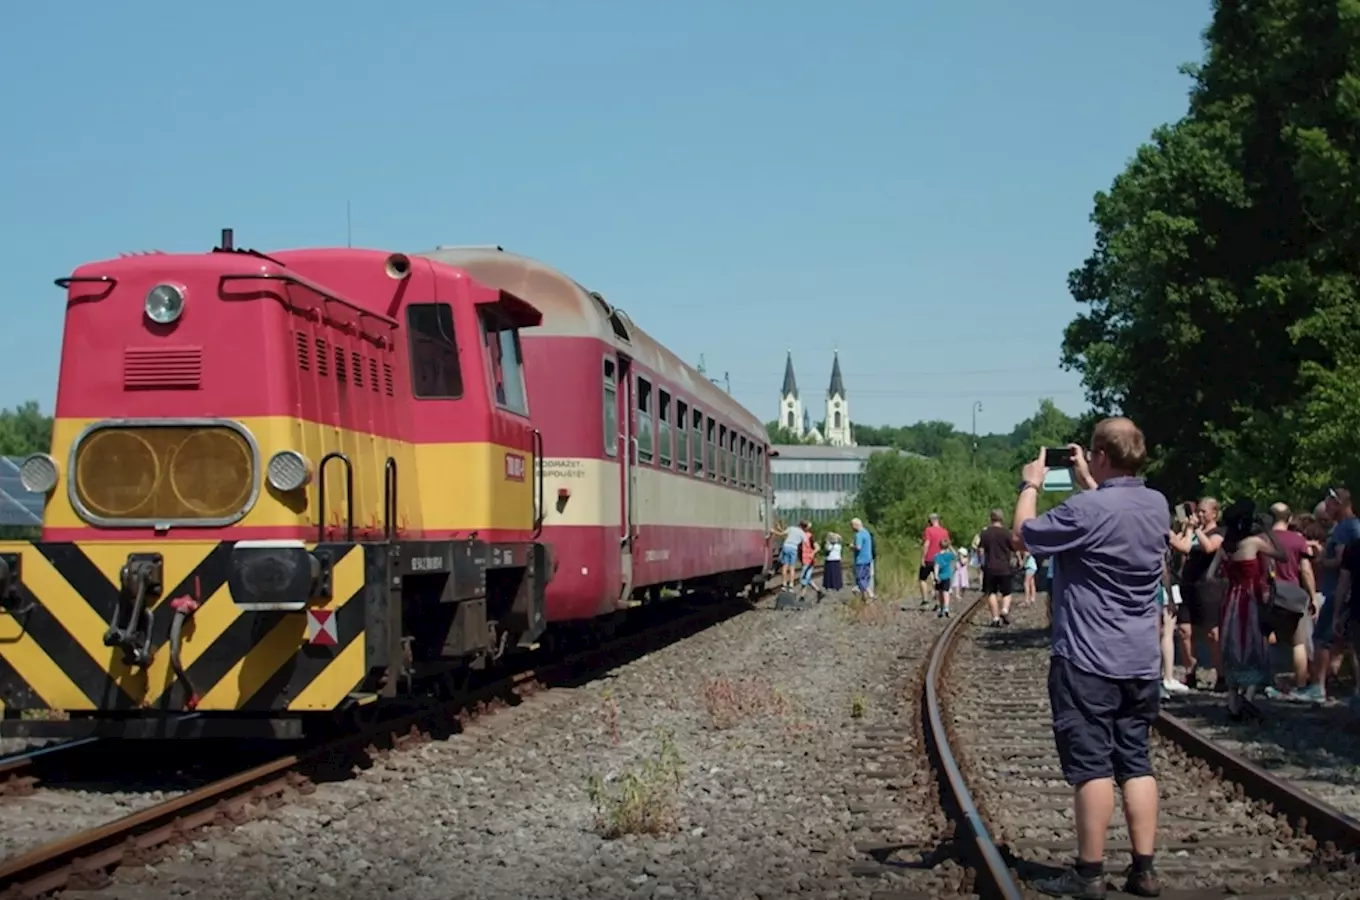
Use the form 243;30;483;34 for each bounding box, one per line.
415;246;764;439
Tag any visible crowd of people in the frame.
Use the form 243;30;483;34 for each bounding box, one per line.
1162;490;1360;715
771;516;876;600
771;420;1358;897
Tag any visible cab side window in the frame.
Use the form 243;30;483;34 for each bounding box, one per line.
407;303;464;399
479;310;529;416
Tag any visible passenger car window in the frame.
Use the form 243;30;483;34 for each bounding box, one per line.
659;390;673;468
638;378;654;463
603;358;618;457
676;400;690;471
407;303;464;399
479;311;529;415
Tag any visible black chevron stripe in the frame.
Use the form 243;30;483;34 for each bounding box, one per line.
239;587;366;711
0;650;46;711
8;581;136;710
158;542;357;710
34;542;236;660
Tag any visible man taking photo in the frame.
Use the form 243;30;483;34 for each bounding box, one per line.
1013;417;1167;899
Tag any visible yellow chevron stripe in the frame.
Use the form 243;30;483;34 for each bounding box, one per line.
0;613;93;711
286;637;366;711
140;580;234;705
18;548;143;696
195;545;365;710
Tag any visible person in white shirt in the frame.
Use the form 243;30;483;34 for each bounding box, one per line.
771;521;805;590
823;532;844;593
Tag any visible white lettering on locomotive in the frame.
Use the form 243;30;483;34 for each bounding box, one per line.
505;453;527;481
410;556;445;572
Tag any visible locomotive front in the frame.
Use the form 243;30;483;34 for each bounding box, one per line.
0;232;551;738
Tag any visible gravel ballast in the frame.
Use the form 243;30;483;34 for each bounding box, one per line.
64;593;958;900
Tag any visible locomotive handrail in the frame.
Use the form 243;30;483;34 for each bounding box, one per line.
531;430;545;539
317;452;355;543
383;457;398;541
218;272;400;332
54;275;117;290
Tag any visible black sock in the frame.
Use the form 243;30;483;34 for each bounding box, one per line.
1074;859;1103;879
1131;853;1155;874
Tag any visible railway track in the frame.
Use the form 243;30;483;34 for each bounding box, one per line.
0;578;794;899
928;595;1360;899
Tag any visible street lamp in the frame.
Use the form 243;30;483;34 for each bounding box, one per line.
971;401;983;467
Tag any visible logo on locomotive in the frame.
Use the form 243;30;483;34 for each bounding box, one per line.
504;452;527;481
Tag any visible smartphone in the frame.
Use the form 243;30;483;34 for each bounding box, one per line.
1043;447;1075;468
1179;501;1195;520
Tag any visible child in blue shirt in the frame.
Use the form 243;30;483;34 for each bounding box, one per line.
934;538;957;618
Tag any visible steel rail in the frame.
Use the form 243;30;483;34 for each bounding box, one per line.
1154;711;1360;849
0;575;796;898
923;594;1024;900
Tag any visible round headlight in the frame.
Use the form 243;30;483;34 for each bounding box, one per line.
267;450;312;492
18;453;59;494
145;283;186;325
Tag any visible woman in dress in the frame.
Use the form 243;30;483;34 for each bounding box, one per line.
1217;500;1285;720
823;532;844;594
950;535;971;600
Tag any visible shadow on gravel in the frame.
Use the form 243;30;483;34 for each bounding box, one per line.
1163;693;1360;779
971;625;1051;652
26;738;300;795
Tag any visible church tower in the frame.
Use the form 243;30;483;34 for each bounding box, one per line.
778;351;804;438
825;350;854;446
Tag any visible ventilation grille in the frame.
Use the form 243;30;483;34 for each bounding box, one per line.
295;331;393;395
123;346;203;389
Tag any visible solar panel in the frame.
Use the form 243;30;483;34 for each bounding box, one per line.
0;457;46;527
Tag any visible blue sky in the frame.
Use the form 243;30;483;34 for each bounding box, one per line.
0;0;1211;436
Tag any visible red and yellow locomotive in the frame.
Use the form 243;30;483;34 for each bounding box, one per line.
0;231;550;738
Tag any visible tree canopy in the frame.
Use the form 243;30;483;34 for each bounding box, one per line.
1064;0;1360;505
0;402;52;458
770;399;1083;556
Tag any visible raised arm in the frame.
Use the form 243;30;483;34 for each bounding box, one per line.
1257;528;1286;561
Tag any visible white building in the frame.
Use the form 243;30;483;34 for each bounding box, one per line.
770;444;898;523
777;351;854;447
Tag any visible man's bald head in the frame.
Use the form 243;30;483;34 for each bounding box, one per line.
1091;416;1147;475
1270;502;1290;523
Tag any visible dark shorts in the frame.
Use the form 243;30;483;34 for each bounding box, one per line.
917;564;933;582
981;573;1011;596
1048;656;1160;786
935;579;950;593
1175;581;1220;629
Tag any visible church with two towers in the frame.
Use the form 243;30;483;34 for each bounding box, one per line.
778;351;855;447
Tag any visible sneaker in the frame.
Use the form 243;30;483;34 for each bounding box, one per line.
1034;867;1106;898
1160;686;1171;702
990;617;1002;627
1122;865;1161;897
1288;684;1326;705
1000;613;1011;626
1161;678;1189;696
943;609;951;618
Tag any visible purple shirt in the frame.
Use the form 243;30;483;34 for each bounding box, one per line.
1021;476;1168;680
